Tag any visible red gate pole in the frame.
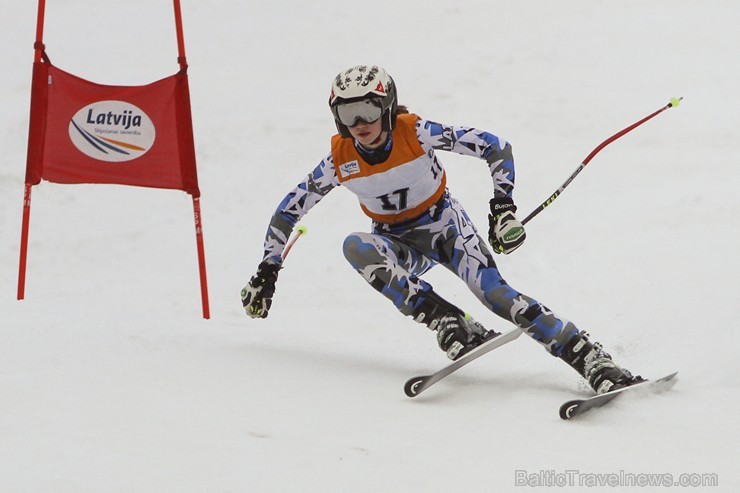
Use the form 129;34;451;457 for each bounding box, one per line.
34;0;46;62
19;0;48;300
17;184;33;300
192;197;210;319
173;0;187;71
173;0;210;318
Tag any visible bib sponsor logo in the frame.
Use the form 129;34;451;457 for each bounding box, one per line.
68;100;155;162
338;160;360;178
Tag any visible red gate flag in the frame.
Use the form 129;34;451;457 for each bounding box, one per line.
26;64;200;196
18;0;210;319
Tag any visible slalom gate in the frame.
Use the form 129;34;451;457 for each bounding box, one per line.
17;0;210;318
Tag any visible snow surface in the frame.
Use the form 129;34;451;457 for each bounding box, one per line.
2;1;739;492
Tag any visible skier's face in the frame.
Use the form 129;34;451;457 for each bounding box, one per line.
348;118;385;149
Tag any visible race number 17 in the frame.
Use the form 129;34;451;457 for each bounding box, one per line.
377;187;410;211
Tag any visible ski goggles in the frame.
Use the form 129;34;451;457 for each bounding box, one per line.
335;99;383;127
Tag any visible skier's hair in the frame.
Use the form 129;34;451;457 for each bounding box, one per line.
395;105;409;116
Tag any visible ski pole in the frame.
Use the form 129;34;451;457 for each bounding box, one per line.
521;97;682;226
281;224;308;262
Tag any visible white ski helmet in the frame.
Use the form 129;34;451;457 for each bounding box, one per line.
329;65;398;137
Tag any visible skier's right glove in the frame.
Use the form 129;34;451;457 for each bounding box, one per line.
488;197;526;254
241;261;281;319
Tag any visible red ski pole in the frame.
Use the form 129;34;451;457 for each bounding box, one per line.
522;97;682;226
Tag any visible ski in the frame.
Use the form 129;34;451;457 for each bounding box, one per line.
404;327;523;397
559;371;678;420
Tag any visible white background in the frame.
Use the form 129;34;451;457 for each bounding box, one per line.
1;1;738;491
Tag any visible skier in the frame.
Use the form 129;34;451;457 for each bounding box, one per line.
242;64;643;394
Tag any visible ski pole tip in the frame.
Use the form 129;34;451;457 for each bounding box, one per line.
669;96;683;108
296;224;308;236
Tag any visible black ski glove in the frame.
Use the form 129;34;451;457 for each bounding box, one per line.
241;261;281;319
488;197;526;254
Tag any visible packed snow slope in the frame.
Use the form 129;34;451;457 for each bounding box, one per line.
1;1;738;492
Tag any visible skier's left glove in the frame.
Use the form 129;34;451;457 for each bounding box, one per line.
241;261;281;319
488;197;526;254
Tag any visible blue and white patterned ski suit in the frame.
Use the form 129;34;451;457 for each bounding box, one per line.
261;113;580;356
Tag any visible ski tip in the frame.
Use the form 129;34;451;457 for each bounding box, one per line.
404;376;428;398
653;371;679;390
